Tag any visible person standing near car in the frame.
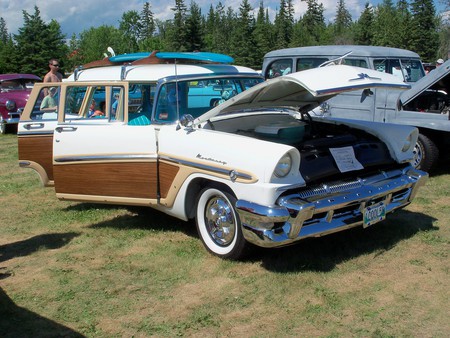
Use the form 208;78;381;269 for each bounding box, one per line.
44;59;63;83
43;59;62;95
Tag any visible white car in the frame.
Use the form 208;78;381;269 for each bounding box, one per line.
18;53;428;259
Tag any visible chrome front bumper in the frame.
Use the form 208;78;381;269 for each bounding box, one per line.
236;166;428;248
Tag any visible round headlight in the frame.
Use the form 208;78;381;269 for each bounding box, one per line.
5;100;16;111
274;153;292;178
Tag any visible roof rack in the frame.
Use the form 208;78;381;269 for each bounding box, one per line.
78;51;234;71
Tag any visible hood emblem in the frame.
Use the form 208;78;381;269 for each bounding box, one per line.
350;73;381;81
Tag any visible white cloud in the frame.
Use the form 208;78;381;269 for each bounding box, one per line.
0;0;445;38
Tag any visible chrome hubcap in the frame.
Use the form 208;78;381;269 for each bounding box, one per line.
411;142;422;168
204;196;236;246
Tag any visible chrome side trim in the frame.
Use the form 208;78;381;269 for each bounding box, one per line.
54;154;157;163
160;155;253;181
18;130;53;136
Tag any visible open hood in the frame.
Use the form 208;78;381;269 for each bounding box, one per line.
194;64;410;124
399;59;450;105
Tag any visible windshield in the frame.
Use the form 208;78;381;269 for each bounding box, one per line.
374;58;425;82
0;79;38;91
154;76;263;122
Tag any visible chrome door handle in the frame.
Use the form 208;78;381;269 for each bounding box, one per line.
55;126;78;133
23;123;44;130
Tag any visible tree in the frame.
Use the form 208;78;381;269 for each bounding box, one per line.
0;17;8;43
332;0;353;44
292;0;326;46
395;0;412;49
254;1;274;65
353;2;374;45
119;10;142;53
167;0;188;51
78;25;125;63
231;0;257;68
140;2;155;40
409;0;439;62
372;0;400;47
185;2;204;51
65;33;82;71
0;17;16;73
14;6;67;77
139;2;158;51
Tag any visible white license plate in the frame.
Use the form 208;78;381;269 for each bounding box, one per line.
363;202;386;228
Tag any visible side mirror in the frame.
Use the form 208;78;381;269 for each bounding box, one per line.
177;114;194;131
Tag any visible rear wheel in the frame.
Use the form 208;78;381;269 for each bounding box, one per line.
412;133;439;172
195;187;247;259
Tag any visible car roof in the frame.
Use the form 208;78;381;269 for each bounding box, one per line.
264;45;421;59
66;64;260;82
0;73;41;82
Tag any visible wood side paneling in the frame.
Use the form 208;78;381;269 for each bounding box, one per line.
158;162;180;198
54;162;157;199
18;135;54;180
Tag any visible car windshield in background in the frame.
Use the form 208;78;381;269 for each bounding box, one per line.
374;58;425;82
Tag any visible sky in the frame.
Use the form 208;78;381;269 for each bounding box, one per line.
0;0;448;38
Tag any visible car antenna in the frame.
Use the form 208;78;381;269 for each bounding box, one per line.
318;51;353;67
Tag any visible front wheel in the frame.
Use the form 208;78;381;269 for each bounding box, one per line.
195;187;247;259
412;133;439;172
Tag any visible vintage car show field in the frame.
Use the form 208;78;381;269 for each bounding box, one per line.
0;133;449;337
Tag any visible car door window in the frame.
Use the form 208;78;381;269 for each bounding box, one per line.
64;84;126;122
29;86;60;121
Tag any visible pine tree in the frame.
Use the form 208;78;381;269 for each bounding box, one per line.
396;0;412;50
372;0;399;47
254;1;274;67
293;0;326;46
185;2;204;51
14;6;67;76
140;2;155;40
231;0;257;68
0;18;16;74
333;0;353;44
409;0;439;62
353;2;374;45
168;0;188;51
0;17;8;43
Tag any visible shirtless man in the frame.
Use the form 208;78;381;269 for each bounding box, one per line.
43;59;62;96
44;58;63;83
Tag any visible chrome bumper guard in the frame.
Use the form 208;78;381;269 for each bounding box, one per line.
236;166;428;248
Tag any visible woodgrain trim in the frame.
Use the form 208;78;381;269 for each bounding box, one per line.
18;134;54;181
54;162;157;198
158;161;180;198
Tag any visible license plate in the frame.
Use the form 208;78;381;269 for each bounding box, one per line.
363;202;386;228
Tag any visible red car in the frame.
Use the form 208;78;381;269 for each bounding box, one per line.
0;73;41;134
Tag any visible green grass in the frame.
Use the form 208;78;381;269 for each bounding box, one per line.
1;134;449;337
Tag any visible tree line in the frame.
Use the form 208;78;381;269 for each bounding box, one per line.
0;0;449;78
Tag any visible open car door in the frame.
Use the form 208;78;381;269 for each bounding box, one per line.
52;81;159;205
18;83;62;186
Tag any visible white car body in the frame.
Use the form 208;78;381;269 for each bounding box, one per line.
18;56;428;259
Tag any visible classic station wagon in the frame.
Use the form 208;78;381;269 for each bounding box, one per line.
18;52;428;259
